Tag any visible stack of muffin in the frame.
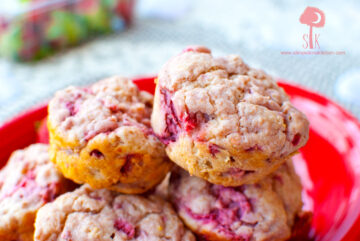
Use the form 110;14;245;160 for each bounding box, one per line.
151;46;309;240
0;46;309;241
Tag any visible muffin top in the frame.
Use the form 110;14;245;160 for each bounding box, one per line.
154;46;309;159
48;76;154;146
34;185;195;241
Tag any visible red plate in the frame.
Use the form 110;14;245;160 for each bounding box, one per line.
0;77;359;241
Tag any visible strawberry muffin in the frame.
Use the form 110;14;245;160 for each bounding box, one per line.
48;76;172;194
34;185;195;241
151;46;309;186
0;144;72;241
168;159;302;241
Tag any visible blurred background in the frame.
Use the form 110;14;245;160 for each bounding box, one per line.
0;0;359;123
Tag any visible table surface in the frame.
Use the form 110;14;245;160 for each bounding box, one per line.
0;0;359;123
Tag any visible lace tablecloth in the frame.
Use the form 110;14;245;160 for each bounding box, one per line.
1;0;359;123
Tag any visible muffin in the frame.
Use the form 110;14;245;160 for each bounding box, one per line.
151;46;309;186
34;185;195;241
168;159;303;241
48;76;172;194
0;144;72;241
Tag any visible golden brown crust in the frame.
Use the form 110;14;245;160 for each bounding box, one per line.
166;135;286;186
49;121;172;194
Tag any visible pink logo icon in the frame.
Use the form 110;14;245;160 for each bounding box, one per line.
299;7;325;49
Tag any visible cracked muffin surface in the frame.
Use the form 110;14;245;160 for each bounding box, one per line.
34;185;195;241
151;46;309;186
0;144;71;241
48;76;172;194
168;159;302;241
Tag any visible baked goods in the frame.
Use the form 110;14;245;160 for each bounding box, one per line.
48;76;172;194
34;185;195;241
1;46;311;241
0;144;71;241
151;46;309;186
168;159;302;241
